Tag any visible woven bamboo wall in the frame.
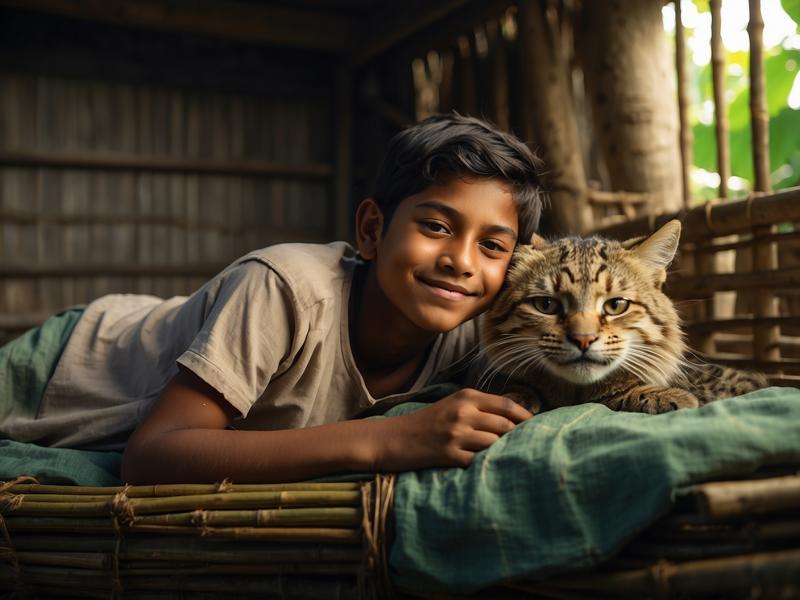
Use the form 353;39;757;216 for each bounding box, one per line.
597;188;800;387
0;72;332;341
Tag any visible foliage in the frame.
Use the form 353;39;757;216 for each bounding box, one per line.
685;0;800;200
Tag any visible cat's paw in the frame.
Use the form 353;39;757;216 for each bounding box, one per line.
630;386;700;414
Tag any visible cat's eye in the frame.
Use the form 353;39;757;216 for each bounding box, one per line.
531;296;562;315
603;298;630;316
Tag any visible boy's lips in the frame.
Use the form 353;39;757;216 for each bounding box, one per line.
417;276;476;300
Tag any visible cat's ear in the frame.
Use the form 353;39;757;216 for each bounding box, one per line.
628;220;682;272
530;232;550;250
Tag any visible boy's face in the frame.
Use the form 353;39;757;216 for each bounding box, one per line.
361;178;518;333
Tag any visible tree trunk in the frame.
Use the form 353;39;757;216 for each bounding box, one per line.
577;0;683;215
518;0;592;235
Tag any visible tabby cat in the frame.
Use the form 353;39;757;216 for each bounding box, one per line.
480;220;768;415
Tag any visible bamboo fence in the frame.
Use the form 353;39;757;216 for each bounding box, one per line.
594;187;800;386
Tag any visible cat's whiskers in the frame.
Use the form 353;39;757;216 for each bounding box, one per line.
623;347;675;386
478;338;546;390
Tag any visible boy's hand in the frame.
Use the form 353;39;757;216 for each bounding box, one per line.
377;388;533;472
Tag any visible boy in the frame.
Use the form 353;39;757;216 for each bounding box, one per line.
2;114;545;483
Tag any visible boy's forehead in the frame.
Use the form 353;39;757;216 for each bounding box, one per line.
403;179;518;234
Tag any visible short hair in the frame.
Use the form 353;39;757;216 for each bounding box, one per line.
371;113;546;243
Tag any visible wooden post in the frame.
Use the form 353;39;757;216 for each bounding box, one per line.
518;0;592;235
334;64;353;243
487;19;510;131
458;34;479;117
748;0;781;364
675;0;692;209
577;0;684;217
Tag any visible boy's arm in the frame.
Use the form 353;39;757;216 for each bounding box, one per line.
121;368;532;484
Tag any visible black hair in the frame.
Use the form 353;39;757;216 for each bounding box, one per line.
371;113;546;243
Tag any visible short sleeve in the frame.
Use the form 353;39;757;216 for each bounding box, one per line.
176;260;298;417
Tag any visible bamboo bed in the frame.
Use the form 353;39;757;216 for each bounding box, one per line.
2;471;799;598
3;189;800;598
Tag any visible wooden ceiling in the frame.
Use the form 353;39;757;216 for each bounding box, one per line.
0;0;501;65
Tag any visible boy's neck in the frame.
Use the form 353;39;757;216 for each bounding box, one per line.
350;264;438;398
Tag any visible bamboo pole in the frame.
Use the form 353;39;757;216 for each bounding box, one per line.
749;0;782;366
675;0;693;208
5;490;362;517
123;525;360;543
510;548;800;595
594;186;800;242
689;0;725;353
710;0;731;199
4;482;361;496
8;534;364;562
694;475;800;521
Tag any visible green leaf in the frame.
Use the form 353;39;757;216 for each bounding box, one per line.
781;0;800;27
692;122;717;172
726;48;799;131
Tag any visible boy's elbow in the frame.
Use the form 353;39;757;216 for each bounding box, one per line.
120;440;148;484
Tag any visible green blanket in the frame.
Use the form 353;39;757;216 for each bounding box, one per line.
386;386;800;593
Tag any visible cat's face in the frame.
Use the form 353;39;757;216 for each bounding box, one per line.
481;221;686;387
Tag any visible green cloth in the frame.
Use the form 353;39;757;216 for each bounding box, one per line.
0;307;84;421
0;307;121;486
387;386;800;594
0;439;121;486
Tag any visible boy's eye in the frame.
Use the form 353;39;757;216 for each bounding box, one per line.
421;221;449;234
481;240;506;253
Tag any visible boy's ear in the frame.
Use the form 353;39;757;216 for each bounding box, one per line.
354;198;384;260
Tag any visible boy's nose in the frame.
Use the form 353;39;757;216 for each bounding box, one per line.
439;248;475;276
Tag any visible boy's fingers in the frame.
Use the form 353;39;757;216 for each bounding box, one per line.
471;412;516;436
470;391;533;422
460;430;500;452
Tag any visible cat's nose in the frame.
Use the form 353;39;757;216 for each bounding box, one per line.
568;333;598;352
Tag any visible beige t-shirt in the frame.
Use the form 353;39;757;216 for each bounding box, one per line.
10;242;478;450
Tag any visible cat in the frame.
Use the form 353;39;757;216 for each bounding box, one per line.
479;219;769;415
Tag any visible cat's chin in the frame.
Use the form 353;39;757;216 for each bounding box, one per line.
546;360;616;385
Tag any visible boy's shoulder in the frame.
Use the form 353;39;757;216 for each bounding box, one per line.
234;241;359;306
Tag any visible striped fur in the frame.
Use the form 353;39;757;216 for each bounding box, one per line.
480;220;768;414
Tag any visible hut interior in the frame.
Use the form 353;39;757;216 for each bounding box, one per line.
1;1;800;596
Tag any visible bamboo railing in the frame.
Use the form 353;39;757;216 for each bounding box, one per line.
595;187;800;385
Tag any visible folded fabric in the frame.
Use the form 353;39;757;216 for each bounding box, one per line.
387;386;800;593
0;439;121;486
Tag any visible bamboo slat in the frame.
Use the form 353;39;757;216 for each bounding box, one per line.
668;267;800;297
0;150;333;180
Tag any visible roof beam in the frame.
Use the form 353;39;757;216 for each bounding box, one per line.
0;0;359;52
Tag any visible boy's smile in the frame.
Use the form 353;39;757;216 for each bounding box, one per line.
357;178;519;339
